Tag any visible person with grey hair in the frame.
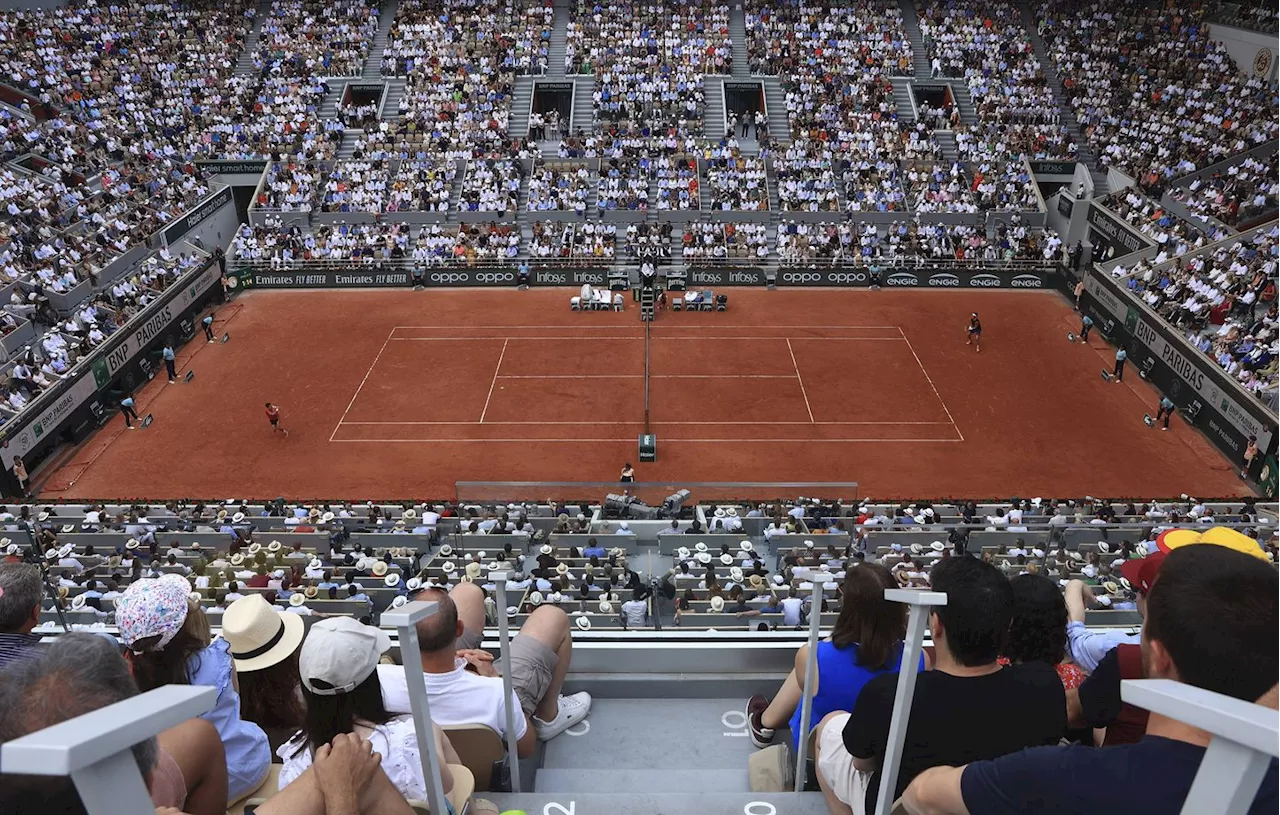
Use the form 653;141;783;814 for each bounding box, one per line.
0;632;227;815
0;562;44;670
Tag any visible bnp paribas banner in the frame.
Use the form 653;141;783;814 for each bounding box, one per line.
1080;273;1277;463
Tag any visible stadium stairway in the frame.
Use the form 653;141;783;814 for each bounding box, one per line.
892;79;916;122
729;4;750;78
759;77;791;145
570;76;594;136
1020;5;1109;194
546;1;571;77
232;0;271;77
511;77;536;139
949;82;978;130
362;0;399;79
381;77;407;119
336;130;360;159
900;0;931;78
704;80;726;141
318;82;346;123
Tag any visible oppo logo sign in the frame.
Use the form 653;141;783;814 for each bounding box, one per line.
781;272;823;284
1011;274;1043;288
928;273;960;287
828;272;867;284
430;272;472;284
886;273;919;287
429;272;515;285
969;274;1002;288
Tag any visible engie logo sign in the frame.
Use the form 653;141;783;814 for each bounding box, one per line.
928;273;960;287
886;272;919;287
969;273;1002;288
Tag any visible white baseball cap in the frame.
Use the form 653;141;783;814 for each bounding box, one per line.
298;618;391;696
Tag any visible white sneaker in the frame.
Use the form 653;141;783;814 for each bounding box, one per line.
533;692;591;740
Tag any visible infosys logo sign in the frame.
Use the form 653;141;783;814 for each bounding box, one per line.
928;273;960;287
1011;274;1043;288
969;274;1001;288
886;273;919;287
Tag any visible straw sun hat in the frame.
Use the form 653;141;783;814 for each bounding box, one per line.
221;593;306;672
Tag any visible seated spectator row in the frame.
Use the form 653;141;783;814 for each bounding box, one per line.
1039;0;1277;193
529;221;616;259
1171;149;1278;228
569;0;730;129
233;220;520;265
1120;224;1277;398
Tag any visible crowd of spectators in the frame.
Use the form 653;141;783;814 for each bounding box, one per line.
1103;189;1229;263
655;156;700;210
233;221;521;266
380;0;543;158
705;153;769;211
596;160;650;211
260;0;377;77
1121;225;1278;398
529;221;616;261
1171;150;1278;228
776;218;1061;265
1038;0;1277;193
570;0;729;130
527;161;590;214
681;221;769;264
774;140;840;212
906;161;979;213
458;159;522;214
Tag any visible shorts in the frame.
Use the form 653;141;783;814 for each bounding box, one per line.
269;417;279;426
452;629;557;716
509;634;558;717
816;712;874;814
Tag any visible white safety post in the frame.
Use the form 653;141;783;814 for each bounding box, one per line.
1;684;216;815
491;570;522;792
381;600;449;815
874;588;948;815
1122;679;1280;815
792;570;828;791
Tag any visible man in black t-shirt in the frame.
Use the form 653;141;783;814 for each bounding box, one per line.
903;544;1278;815
812;557;1065;814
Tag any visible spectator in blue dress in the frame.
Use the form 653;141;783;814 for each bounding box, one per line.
115;574;271;803
744;563;926;749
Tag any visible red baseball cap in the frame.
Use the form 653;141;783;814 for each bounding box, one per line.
1120;551;1167;594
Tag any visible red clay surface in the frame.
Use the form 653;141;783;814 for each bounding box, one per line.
39;288;1252;501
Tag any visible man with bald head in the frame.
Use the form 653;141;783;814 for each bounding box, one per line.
377;583;590;756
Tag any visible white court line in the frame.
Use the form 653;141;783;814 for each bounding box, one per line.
477;339;509;424
391;325;906;330
330;438;965;443
330;331;395;442
390;336;906;341
340;420;956;426
897;327;964;442
492;374;798;379
786;338;815;423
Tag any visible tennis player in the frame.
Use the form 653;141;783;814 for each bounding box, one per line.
265;402;289;436
966;312;982;352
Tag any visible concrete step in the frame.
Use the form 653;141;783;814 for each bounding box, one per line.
485;792;829;815
892;79;915;121
534;768;745;794
361;0;399;79
571;77;594;135
760;76;791;144
704;79;726;140
900;0;931;78
380;77;407;119
729;4;750;78
546;1;570;77
511;76;536;138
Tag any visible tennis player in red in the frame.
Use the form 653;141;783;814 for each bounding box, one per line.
264;402;288;436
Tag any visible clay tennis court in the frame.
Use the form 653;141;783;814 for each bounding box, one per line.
39;288;1252;500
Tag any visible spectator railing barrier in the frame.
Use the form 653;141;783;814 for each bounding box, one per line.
491;571;524;792
1121;679;1280;814
875;588;948;815
0;684;216;815
792;574;827;792
381;599;451;815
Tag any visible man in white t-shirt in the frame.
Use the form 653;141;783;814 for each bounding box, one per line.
379;584;590;757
